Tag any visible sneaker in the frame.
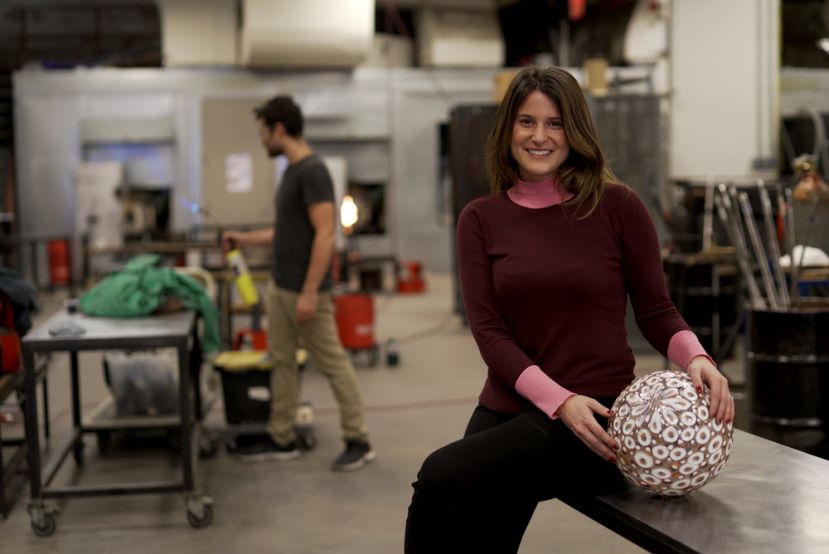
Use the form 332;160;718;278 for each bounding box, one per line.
331;440;376;472
226;433;269;453
236;437;300;463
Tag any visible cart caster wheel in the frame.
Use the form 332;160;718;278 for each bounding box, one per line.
296;430;317;451
73;442;85;466
199;437;220;459
29;506;57;537
186;504;214;528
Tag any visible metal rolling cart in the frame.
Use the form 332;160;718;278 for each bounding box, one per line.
664;250;741;363
21;309;213;536
0;361;48;519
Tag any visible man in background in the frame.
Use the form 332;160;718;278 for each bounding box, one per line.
223;95;375;471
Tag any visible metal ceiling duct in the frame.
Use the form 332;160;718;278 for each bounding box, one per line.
239;0;375;68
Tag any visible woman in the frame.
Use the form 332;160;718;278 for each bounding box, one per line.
404;66;734;553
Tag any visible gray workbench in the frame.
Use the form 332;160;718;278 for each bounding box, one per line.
24;309;195;345
564;429;829;553
21;309;213;536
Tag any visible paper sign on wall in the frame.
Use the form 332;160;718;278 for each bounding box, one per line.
225;152;253;193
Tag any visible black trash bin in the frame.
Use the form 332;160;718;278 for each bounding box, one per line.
747;298;829;456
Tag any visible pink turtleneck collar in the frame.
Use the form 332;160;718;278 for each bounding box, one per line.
506;176;574;209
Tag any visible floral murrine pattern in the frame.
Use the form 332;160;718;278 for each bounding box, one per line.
609;370;733;496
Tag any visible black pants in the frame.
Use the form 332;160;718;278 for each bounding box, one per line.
404;402;625;554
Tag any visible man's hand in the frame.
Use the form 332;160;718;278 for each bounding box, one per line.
557;395;619;462
221;230;245;253
686;356;734;424
296;291;319;323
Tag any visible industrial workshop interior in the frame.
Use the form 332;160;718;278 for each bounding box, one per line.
2;0;829;552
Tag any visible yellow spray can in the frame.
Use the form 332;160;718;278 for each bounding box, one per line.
226;248;259;306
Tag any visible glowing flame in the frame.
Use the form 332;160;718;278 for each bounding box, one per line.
341;195;358;233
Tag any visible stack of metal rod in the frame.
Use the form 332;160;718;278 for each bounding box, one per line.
713;181;797;310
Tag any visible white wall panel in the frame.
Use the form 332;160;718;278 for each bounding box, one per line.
14;96;81;237
670;0;779;179
390;69;496;271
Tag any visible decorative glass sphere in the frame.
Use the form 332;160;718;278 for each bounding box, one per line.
608;370;733;496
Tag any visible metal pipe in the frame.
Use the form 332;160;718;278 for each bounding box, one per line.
795;195;822;289
738;192;779;309
702;182;715;251
757;181;789;306
716;185;765;307
724;185;765;303
726;185;759;278
726;185;744;242
785;188;800;302
775;186;792;262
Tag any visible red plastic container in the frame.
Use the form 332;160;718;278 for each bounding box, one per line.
0;294;20;373
334;293;375;349
47;239;70;286
397;260;425;293
233;328;268;351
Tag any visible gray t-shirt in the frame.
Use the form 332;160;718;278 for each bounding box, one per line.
272;155;334;292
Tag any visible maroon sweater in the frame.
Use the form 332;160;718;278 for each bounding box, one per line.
457;183;690;413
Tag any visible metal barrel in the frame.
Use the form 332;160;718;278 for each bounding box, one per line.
747;298;829;456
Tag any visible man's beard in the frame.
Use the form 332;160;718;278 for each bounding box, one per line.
267;145;283;158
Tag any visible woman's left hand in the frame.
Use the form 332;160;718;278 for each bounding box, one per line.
686;355;734;424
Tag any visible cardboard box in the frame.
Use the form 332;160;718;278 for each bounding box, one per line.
494;69;520;103
584;58;609;96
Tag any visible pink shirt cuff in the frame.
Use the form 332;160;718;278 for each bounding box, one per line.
667;330;715;370
515;365;576;420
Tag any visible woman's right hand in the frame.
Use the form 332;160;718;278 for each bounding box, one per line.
556;395;619;462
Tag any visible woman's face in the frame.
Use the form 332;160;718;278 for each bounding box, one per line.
509;90;570;182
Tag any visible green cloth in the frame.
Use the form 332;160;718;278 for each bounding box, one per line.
80;255;221;353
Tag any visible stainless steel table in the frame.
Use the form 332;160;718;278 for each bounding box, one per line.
21;309;213;536
564;429;829;553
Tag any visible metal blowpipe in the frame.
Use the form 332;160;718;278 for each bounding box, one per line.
713;181;807;311
738;192;779;309
784;188;800;302
756;181;789;306
716;185;765;308
714;190;764;307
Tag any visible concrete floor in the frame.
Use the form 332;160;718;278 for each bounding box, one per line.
0;272;750;553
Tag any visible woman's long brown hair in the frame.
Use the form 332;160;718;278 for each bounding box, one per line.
485;66;619;218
